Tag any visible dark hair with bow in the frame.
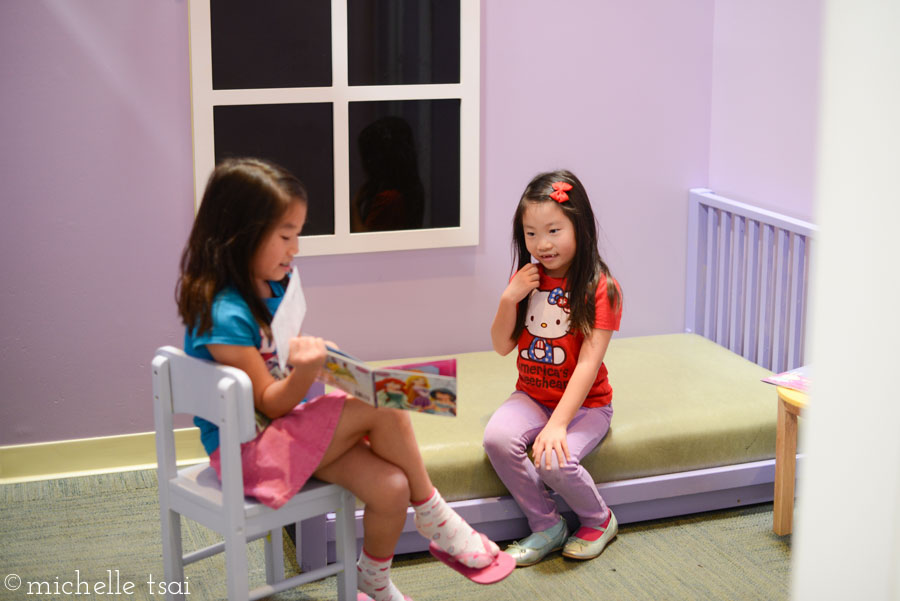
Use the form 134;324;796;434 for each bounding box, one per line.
176;157;308;339
510;169;621;339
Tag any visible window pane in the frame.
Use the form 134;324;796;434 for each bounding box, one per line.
348;99;460;232
211;0;332;89
214;103;335;237
348;0;460;86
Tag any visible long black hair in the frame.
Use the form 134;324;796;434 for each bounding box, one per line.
510;169;621;340
176;157;308;338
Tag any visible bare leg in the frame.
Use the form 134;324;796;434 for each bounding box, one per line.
315;396;498;570
315;396;434;501
314;441;409;558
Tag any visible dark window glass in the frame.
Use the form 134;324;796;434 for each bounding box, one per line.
348;99;460;232
214;103;335;236
348;0;460;86
211;0;332;90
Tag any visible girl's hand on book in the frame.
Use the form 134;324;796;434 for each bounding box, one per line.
288;336;328;371
503;263;541;304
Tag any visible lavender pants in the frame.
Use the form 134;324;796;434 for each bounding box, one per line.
483;391;613;533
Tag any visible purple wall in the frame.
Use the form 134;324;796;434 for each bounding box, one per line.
0;0;815;446
1;1;194;443
708;0;823;222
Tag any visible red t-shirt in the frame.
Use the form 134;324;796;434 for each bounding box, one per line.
515;266;622;409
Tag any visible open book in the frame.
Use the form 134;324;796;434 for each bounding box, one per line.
319;347;457;417
270;267;457;416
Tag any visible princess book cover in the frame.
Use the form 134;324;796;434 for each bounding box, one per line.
319;349;457;416
373;359;457;417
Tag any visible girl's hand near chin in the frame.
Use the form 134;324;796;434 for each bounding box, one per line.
492;263;540;356
504;263;541;304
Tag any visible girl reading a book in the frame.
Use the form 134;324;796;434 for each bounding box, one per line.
484;170;623;567
176;158;510;600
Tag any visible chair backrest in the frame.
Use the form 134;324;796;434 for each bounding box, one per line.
152;346;257;444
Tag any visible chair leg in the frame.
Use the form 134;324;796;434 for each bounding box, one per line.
159;507;186;601
224;528;251;601
264;528;285;585
335;489;358;601
299;515;328;573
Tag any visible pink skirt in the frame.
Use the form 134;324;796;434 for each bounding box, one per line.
210;391;346;509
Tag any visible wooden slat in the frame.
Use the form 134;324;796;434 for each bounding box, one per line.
797;238;811;368
685;189;817;373
773;229;790;372
787;234;807;370
744;219;762;363
684;196;705;335
716;209;733;347
729;215;747;354
760;224;776;370
706;209;720;338
695;203;709;336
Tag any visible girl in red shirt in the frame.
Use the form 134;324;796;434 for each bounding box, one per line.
484;169;623;567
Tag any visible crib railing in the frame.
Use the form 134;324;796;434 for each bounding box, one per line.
685;189;817;374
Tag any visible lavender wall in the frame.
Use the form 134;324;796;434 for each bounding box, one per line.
3;0;810;447
708;0;823;222
301;0;715;360
1;2;194;444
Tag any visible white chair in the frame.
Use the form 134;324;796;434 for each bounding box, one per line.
152;345;357;601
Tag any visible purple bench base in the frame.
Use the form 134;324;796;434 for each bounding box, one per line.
298;457;794;570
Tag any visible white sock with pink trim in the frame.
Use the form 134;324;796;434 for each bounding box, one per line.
357;550;405;601
412;488;498;568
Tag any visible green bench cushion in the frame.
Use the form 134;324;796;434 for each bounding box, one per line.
376;333;776;503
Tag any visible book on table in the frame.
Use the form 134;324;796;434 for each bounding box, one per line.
762;366;811;394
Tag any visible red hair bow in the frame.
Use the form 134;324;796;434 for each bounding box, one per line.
549;181;573;203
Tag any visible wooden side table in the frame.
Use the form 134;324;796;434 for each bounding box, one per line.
773;386;808;535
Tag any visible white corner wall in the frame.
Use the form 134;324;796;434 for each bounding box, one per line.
792;2;900;599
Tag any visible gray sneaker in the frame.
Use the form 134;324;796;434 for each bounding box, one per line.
505;517;569;567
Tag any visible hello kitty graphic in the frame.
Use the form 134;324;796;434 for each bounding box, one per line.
520;287;570;365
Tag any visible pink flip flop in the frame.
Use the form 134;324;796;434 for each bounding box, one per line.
428;533;515;584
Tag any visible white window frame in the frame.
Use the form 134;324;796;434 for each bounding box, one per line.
188;0;480;256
